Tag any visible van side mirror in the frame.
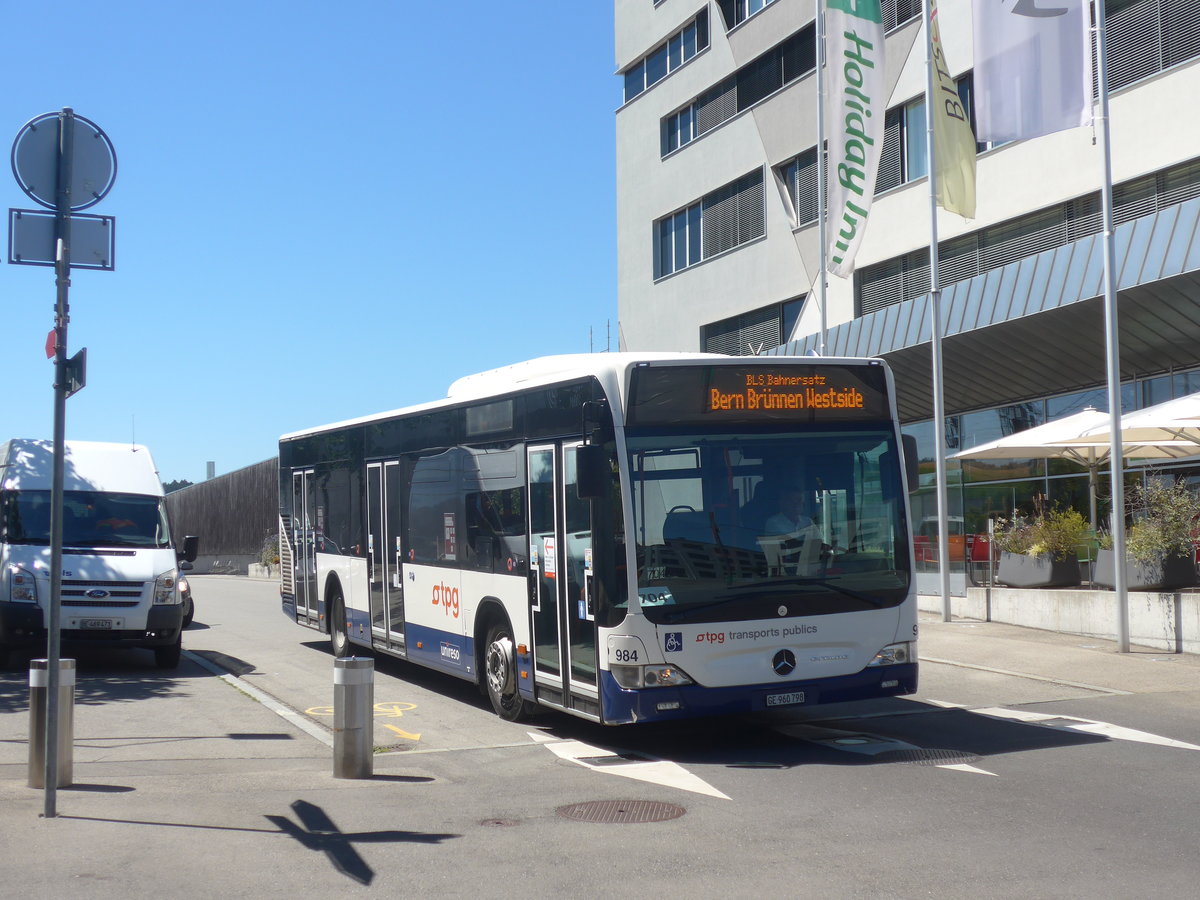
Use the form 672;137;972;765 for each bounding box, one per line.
179;534;199;563
576;445;609;501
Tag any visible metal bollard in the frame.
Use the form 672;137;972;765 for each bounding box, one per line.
28;659;75;789
332;657;373;779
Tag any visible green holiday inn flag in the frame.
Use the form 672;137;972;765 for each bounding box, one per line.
825;0;885;278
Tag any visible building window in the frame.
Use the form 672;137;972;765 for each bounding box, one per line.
716;0;778;31
661;25;815;156
875;79;972;195
623;9;710;103
654;169;765;279
778;146;820;227
881;0;922;32
703;297;805;355
1103;0;1200;93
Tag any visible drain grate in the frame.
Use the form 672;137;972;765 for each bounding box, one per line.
872;748;982;766
557;799;686;824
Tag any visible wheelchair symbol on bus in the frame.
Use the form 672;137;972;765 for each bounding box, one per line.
664;632;683;653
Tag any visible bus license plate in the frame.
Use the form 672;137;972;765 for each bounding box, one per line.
79;618;113;630
766;691;805;707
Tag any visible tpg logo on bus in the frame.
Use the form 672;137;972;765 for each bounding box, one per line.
432;583;460;618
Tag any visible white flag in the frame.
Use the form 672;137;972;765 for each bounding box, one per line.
972;0;1093;143
826;0;886;279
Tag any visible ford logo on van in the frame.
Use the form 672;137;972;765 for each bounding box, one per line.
86;589;110;599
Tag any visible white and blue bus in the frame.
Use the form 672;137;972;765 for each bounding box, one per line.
278;353;918;725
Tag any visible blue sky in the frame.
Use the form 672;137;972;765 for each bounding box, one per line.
2;2;618;485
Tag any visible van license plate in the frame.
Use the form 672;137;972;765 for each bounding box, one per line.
80;618;113;630
766;691;805;707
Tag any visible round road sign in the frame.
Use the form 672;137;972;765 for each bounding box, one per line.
11;111;116;211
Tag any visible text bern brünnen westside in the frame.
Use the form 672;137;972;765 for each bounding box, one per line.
710;374;866;412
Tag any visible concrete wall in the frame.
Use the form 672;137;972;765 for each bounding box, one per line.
919;588;1200;655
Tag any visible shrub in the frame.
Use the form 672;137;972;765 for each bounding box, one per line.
260;533;281;567
994;502;1088;562
1123;479;1200;565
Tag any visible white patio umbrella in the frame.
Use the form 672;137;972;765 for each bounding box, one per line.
1066;390;1200;449
950;408;1195;527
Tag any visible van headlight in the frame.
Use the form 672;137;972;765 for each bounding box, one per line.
9;565;38;603
867;641;915;666
610;663;694;689
153;570;180;605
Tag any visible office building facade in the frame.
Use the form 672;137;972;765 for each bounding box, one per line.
615;0;1200;547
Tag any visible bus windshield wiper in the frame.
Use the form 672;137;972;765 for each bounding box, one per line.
795;579;888;608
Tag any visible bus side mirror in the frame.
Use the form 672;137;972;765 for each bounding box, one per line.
179;535;199;563
576;445;608;501
902;434;919;494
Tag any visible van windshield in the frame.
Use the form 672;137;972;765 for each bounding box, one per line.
1;490;172;548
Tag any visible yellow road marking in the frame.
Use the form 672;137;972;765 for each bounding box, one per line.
303;701;422;743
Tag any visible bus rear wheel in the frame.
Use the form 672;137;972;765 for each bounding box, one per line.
484;622;531;721
329;590;351;658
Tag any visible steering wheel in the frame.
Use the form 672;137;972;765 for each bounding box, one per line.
666;505;697;514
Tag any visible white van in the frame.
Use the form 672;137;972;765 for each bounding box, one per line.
0;439;198;668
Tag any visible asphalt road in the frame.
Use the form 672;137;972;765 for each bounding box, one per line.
3;575;1199;898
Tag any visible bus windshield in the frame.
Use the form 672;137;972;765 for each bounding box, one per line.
627;427;910;624
1;490;172;549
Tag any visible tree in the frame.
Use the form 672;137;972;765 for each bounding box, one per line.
163;479;194;494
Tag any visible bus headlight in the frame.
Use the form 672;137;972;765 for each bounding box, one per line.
153;570;180;605
867;641;915;666
610;663;694;689
9;566;38;603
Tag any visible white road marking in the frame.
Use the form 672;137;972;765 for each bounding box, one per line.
530;733;731;799
973;707;1200;751
773;723;998;776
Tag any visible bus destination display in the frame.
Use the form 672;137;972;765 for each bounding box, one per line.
628;363;890;426
709;371;865;413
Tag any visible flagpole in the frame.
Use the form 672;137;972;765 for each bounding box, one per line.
816;0;828;354
923;0;951;620
1093;0;1129;651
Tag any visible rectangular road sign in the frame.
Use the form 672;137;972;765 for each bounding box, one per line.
8;208;115;270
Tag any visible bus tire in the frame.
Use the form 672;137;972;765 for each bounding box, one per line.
484;621;531;721
155;634;182;670
329;587;351;658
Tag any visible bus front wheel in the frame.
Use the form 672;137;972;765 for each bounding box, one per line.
484;622;531;721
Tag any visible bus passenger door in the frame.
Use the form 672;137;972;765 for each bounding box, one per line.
527;443;599;716
562;444;598;701
384;460;406;651
367;464;387;644
367;460;407;654
292;470;318;624
527;446;563;694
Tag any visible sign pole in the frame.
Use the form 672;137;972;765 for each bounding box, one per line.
43;107;77;819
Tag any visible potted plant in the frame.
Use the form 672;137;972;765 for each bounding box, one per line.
1094;479;1200;591
994;502;1087;588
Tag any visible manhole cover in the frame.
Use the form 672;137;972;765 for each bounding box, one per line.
872;748;982;766
556;799;686;824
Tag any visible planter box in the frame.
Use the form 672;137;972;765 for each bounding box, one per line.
1092;549;1198;591
996;551;1081;588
